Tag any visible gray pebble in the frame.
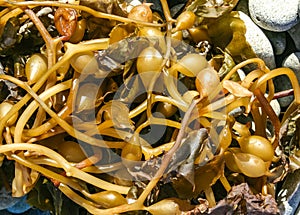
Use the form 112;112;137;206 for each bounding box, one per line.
236;0;249;16
0;188;20;210
238;11;276;69
273;75;294;108
288;22;300;51
0;210;12;215
249;0;300;32
282;52;300;83
278;170;300;215
263;30;286;55
275;52;299;108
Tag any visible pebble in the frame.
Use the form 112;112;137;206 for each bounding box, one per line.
278;169;300;215
0;208;51;215
236;0;249;16
0;188;21;210
270;99;281;116
248;0;300;32
238;11;276;69
282;52;300;83
0;210;12;215
273;75;294;108
6;195;31;214
288;22;300;51
263;30;287;55
275;53;299;109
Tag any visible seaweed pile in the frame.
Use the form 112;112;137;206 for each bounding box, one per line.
0;0;299;214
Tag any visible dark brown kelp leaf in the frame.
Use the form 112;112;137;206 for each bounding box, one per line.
80;0;127;17
0;81;10;102
79;0;127;39
126;129;209;183
0;65;24;101
185;198;210;214
207;183;279;214
96;36;149;73
171;155;224;199
169;129;208;185
0;17;20;51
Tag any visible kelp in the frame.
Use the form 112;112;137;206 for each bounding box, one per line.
206;11;257;65
0;0;299;214
186;0;239;18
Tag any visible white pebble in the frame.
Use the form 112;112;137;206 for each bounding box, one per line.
249;0;300;32
238;11;276;69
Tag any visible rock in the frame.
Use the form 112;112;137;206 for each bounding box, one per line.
282;52;300;83
270;99;281;116
263;30;287;55
274;52;299;108
238;11;276;69
278;169;300;215
6;195;31;214
249;0;300;32
288;22;300;51
27;209;51;215
236;0;249;16
296;206;300;215
0;210;11;215
0;188;21;210
273;75;294;108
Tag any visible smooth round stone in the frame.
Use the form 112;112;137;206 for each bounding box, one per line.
263;30;286;55
273;75;294;108
270;99;281;116
288;22;300;51
236;0;249;16
6;195;31;214
274;52;299;108
0;210;12;214
27;209;51;215
238;11;276;69
0;188;21;210
249;0;300;32
282;52;300;83
278;170;300;215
